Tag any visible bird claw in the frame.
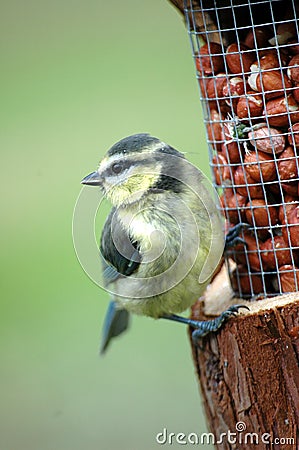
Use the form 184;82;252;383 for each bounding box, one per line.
225;223;251;251
191;304;249;343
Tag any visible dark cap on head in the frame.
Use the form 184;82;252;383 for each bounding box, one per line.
107;133;184;159
107;134;160;157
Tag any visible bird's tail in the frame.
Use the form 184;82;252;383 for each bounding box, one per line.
100;300;130;354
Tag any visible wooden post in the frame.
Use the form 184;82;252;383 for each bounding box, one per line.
190;265;299;448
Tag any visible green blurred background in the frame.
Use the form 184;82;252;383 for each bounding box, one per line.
1;1;211;449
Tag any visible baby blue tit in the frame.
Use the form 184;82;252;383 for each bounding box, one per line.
81;133;246;353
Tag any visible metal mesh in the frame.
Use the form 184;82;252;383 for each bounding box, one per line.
184;0;299;298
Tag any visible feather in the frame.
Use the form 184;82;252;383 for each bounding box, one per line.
100;301;130;354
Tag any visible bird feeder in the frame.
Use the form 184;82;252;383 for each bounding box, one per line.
168;0;299;447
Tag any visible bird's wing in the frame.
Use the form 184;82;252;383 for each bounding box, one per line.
100;300;130;354
100;207;141;282
99;208;141;353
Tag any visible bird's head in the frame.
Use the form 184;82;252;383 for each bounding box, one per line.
81;133;185;207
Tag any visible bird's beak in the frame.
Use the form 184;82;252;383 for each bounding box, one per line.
81;171;102;186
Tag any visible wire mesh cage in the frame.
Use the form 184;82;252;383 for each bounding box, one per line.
184;0;299;298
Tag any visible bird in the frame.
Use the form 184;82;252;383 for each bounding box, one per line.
81;133;247;353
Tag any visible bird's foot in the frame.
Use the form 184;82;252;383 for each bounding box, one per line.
191;304;249;344
224;223;250;251
161;304;249;346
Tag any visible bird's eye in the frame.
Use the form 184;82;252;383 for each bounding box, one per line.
111;162;123;174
